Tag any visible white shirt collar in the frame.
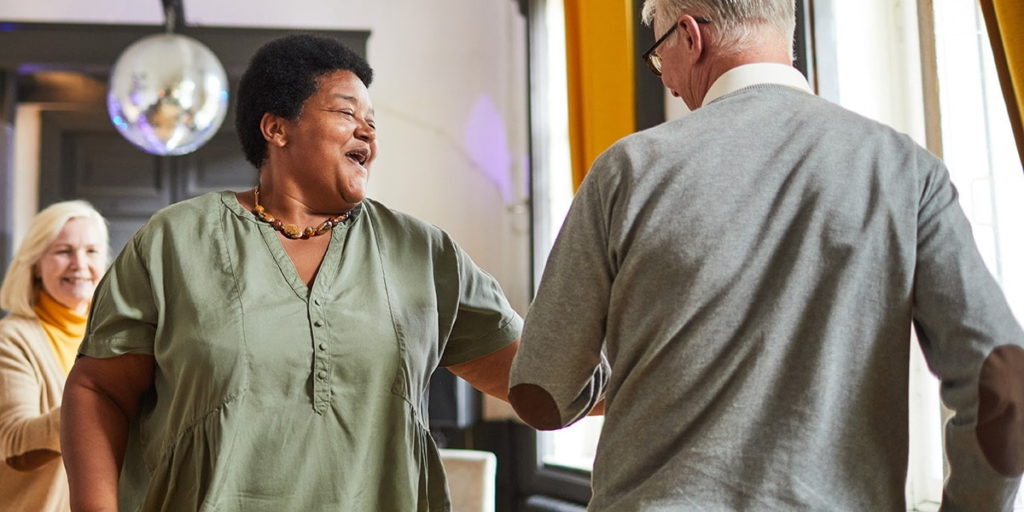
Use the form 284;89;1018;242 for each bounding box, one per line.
701;63;813;107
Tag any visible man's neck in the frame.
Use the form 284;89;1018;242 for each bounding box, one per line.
688;43;793;109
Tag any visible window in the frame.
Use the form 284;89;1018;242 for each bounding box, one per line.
530;0;605;475
909;0;1024;509
540;415;603;471
932;0;1024;321
830;1;1023;509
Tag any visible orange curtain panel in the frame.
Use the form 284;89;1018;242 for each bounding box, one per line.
978;0;1024;168
564;0;637;190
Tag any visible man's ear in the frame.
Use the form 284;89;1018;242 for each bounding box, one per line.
678;14;705;59
260;112;288;148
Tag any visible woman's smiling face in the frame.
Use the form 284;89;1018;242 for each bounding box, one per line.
279;70;378;207
35;217;107;314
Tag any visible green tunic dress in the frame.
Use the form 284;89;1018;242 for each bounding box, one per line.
79;191;522;511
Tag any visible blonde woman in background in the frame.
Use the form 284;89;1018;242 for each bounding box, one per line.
0;200;108;511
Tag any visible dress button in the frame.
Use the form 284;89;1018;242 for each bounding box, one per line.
313;320;323;327
319;343;327;351
314;299;321;306
317;370;328;381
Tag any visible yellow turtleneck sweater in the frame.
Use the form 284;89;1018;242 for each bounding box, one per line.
33;290;87;375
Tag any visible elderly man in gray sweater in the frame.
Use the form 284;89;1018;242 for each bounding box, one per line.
509;0;1024;510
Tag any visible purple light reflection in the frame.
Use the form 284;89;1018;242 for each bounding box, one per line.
463;95;513;203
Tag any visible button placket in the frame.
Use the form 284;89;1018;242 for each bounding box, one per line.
310;296;331;414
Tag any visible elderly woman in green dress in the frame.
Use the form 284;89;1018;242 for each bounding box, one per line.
61;34;521;511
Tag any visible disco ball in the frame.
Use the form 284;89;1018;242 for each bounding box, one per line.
107;33;228;156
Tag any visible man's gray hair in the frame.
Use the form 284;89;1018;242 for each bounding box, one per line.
641;0;796;56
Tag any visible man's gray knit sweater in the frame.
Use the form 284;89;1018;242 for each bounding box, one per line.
511;85;1024;511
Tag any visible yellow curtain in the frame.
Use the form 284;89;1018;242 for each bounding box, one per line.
978;0;1024;168
564;0;637;190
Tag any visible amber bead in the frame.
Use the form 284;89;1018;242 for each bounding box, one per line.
251;186;349;240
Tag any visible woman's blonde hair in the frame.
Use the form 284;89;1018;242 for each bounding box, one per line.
0;200;109;318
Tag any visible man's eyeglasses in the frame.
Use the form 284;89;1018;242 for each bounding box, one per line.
641;17;711;77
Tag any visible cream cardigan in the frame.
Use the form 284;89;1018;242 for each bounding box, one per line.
0;313;69;511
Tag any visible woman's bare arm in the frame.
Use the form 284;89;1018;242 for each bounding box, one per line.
447;340;519;401
62;354;154;512
449;340;605;425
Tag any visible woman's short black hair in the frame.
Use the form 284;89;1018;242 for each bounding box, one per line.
235;34;374;168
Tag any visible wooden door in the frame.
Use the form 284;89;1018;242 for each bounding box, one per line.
38;108;255;255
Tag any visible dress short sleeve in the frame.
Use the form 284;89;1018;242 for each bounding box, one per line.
438;246;522;367
80;234;159;358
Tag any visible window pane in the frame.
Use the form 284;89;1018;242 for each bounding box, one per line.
932;0;1024;508
540;416;604;471
531;0;604;476
933;6;1024;321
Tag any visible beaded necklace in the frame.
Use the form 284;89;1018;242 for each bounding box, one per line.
251;186;350;240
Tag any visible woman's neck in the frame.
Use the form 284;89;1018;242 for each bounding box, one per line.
254;169;356;227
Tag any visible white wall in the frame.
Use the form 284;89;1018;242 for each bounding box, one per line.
0;0;162;24
0;0;532;312
364;1;531;314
